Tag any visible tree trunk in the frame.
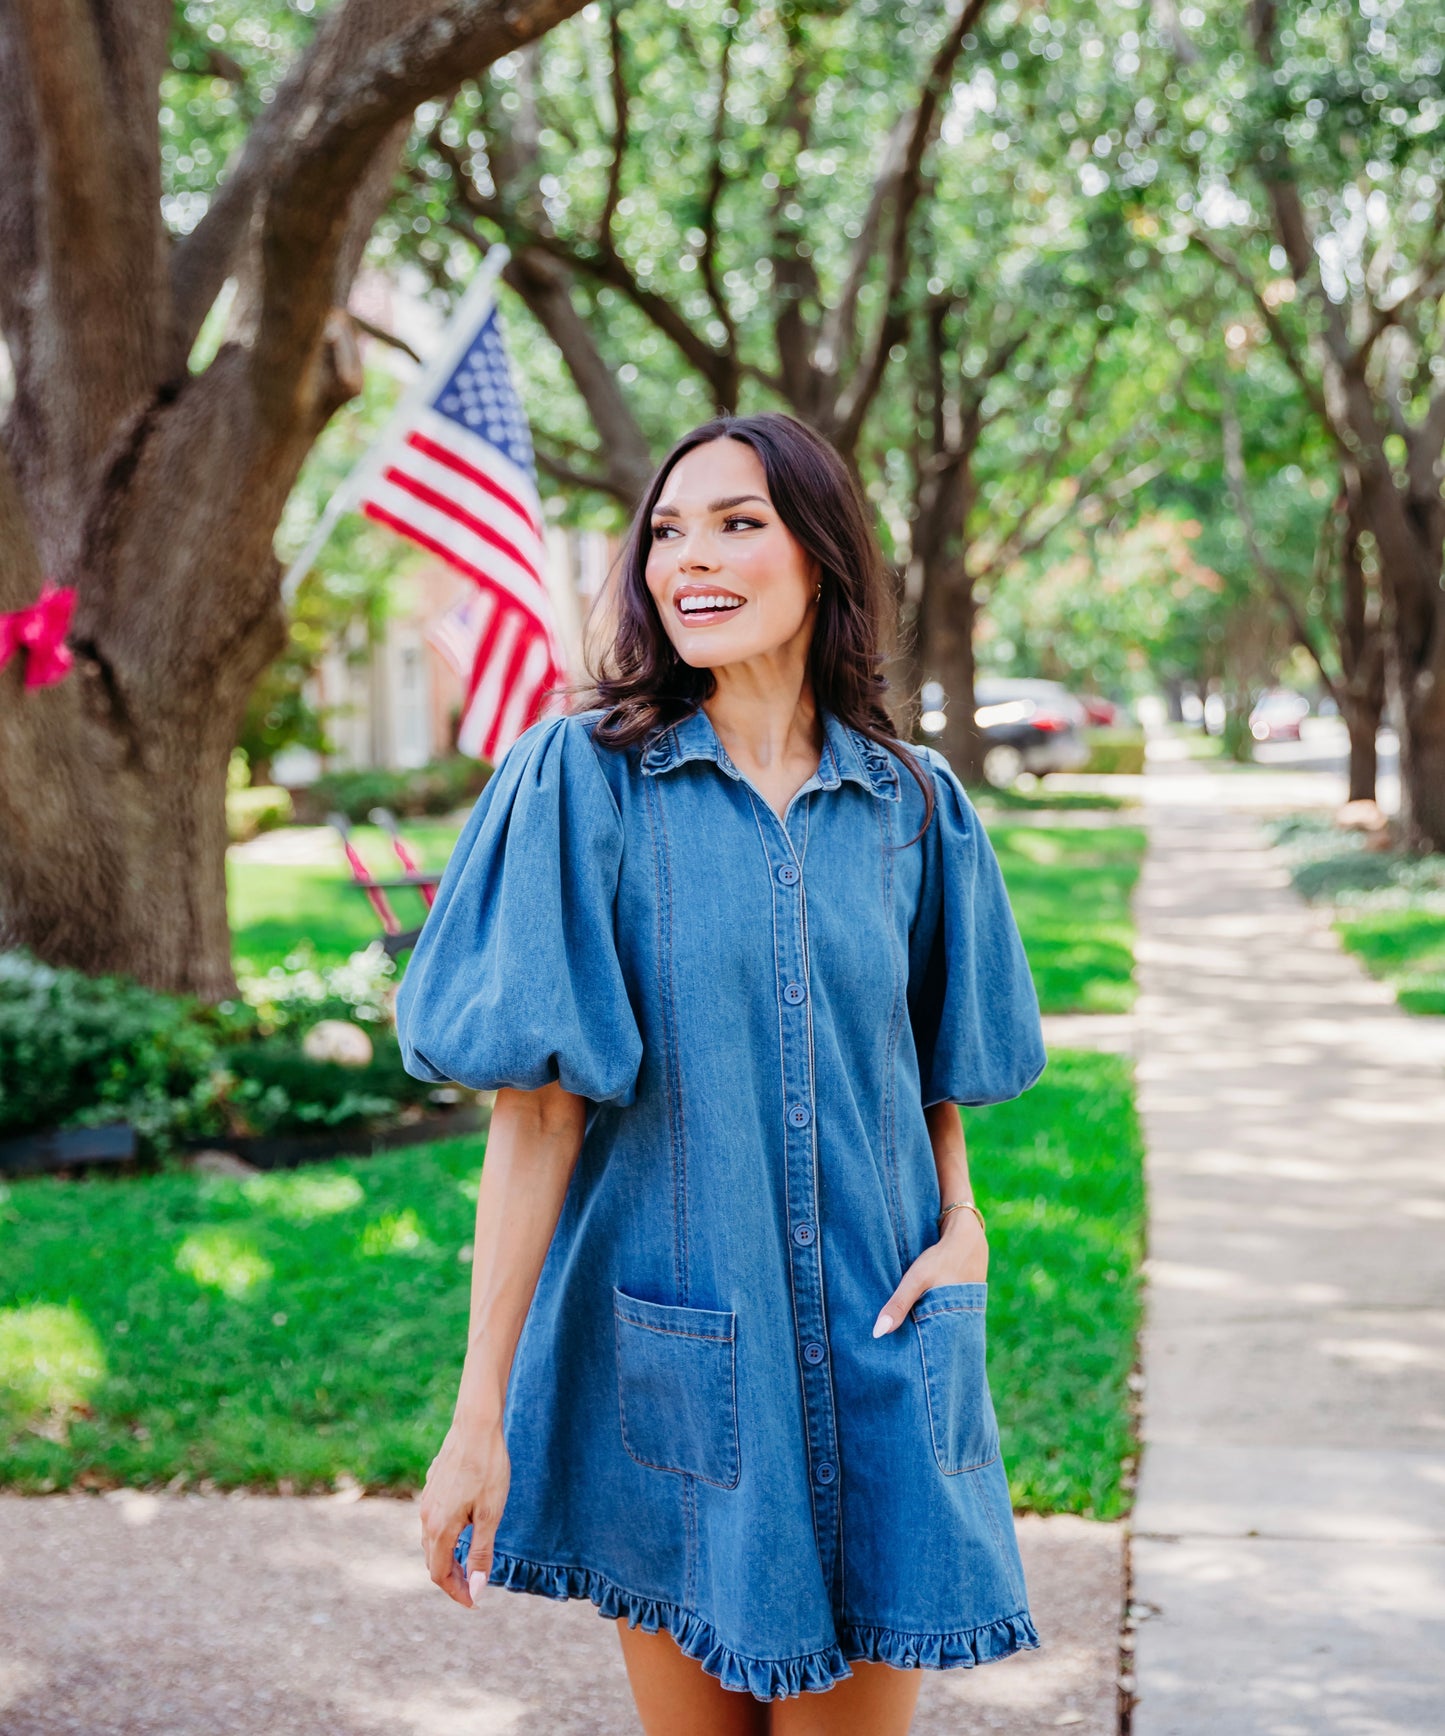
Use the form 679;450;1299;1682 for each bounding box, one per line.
0;355;309;997
1332;481;1384;805
912;443;985;782
0;0;594;998
1391;637;1445;852
1341;698;1379;805
920;559;982;782
1353;459;1445;853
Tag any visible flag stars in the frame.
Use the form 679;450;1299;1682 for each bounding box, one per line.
427;307;537;477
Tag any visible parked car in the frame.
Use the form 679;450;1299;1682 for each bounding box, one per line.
1078;694;1120;727
1249;688;1310;742
973;678;1092;787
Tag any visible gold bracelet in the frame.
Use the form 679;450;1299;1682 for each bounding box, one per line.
937;1199;985;1234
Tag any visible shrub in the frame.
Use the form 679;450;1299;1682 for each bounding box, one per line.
235;946;398;1038
1081;728;1146;775
290;756;491;825
0;950;243;1150
227;785;295;843
215;1035;442;1137
0;945;443;1159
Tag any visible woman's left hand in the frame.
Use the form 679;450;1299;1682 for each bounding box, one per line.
871;1210;987;1338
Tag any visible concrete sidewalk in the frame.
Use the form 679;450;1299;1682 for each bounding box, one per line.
1129;770;1445;1735
0;1489;1123;1734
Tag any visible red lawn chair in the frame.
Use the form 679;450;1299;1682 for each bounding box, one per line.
328;807;442;960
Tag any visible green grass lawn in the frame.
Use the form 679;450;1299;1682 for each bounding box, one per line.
1333;909;1445;1016
228;819;1145;1016
227;821;458;975
991;825;1145;1014
969;785;1133;813
0;1047;1141;1520
1267;815;1445;1016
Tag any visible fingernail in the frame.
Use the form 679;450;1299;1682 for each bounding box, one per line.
469;1570;485;1600
872;1313;893;1338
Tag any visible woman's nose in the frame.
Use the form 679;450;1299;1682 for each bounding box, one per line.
677;532;718;570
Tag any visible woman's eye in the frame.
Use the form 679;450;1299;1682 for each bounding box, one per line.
648;517;764;540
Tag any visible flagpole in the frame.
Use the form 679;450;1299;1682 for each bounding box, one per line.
279;244;513;608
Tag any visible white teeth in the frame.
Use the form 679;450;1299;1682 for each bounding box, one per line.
679;594;744;613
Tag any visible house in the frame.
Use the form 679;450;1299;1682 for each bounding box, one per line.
273;515;625;782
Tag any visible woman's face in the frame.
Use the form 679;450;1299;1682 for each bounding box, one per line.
643;438;820;673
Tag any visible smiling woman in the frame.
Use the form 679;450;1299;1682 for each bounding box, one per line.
649;482;795;631
399;411;1048;1736
569;413;921;845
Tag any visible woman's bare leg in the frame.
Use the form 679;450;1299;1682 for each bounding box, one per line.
614;1618;770;1736
769;1659;922;1736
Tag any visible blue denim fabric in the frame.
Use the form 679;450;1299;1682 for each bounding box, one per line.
396;702;1048;1699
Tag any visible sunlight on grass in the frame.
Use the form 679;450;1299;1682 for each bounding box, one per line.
1266;815;1445;1018
1336;910;1445;1016
1001;829;1071;865
0;1067;1141;1512
0;1302;107;1426
990;825;1145;1014
359;1208;435;1258
175;1227;274;1297
240;1171;367;1223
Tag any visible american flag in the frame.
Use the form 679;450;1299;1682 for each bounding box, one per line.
284;250;572;765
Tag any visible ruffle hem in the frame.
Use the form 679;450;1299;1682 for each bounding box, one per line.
485;1549;1041;1701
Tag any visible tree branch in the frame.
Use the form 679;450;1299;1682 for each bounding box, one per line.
767;38;823;414
169;8;340;358
1219;380;1339;697
349;313;424;367
252;0;593;424
427;198;653;501
0;10;41;423
598;1;628;246
5;0;172;505
833;0;990;450
1186;229;1332;428
696;9;740;356
533;445;625;496
823;0;990;393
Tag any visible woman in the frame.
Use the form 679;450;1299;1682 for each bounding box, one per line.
396;410;1047;1736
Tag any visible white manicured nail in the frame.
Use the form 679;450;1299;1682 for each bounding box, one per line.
872;1313;893;1338
469;1570;485;1600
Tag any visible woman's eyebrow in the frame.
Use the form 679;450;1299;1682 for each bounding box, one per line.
651;493;770;519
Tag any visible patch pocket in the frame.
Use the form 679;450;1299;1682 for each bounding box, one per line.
613;1285;740;1488
912;1281;1001;1475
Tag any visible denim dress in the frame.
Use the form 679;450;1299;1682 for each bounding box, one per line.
394;701;1048;1699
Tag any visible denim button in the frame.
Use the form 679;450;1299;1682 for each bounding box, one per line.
792;1222;815;1246
788;1104;810;1127
816;1461;836;1485
803;1341;825;1364
777;863;800;885
783;982;806;1004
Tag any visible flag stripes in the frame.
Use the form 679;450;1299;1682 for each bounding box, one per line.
350;290;570;760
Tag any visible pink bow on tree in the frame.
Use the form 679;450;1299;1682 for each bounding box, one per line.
0;579;77;689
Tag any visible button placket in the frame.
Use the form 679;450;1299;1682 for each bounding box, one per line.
765;822;842;1592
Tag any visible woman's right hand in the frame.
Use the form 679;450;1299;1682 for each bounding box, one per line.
419;1412;512;1608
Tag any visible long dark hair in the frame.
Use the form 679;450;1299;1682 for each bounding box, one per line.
553;411;935;845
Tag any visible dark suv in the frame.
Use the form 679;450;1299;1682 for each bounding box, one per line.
971;678;1091;788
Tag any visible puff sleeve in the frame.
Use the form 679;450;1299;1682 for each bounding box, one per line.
906;745;1047;1108
393;713;644;1107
